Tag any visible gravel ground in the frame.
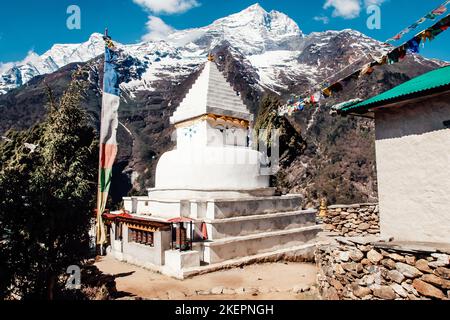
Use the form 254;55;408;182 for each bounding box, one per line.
94;256;320;300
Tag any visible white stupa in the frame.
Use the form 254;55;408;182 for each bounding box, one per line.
111;57;320;278
155;58;269;192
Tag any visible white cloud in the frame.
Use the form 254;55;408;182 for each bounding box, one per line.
323;0;385;19
0;50;39;73
141;16;176;41
133;0;199;14
324;0;361;19
364;0;386;6
314;16;330;24
0;62;14;73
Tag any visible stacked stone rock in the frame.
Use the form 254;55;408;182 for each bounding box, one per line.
316;238;450;300
321;204;380;237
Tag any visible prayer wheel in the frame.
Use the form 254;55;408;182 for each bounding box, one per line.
175;224;188;250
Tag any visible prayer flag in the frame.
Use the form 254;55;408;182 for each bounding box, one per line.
96;35;121;246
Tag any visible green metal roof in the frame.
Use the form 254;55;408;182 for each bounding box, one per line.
339;65;450;115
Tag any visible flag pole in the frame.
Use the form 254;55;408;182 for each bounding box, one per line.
96;27;110;256
96;27;121;256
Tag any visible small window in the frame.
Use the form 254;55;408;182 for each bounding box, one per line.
444;120;450;129
129;228;154;247
115;223;122;241
144;201;149;206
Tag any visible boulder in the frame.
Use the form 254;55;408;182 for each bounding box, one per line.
401;283;419;295
413;279;445;299
381;259;396;270
222;288;235;295
359;274;375;286
405;255;416;266
429;256;450;268
358;245;372;252
387;253;406;262
434;267;450;280
353;286;372;299
211;286;224;295
330;278;344;291
390;283;408;298
421;274;444;287
396;262;423;278
339;251;350;262
387;270;405;284
415;259;433;273
349;249;364;262
373;286;396;300
357;223;371;231
292;285;310;294
431;253;449;264
367;250;383;263
333;264;346;275
323;287;340;300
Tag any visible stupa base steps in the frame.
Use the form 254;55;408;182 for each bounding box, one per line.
197;225;321;265
205;209;317;240
118;190;321;278
125;189;304;220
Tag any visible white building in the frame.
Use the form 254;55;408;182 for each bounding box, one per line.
105;57;320;278
336;66;450;244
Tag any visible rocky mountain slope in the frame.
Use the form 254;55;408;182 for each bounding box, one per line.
0;3;446;205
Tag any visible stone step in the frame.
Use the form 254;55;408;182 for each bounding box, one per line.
204;209;317;240
206;195;304;219
199;225;322;264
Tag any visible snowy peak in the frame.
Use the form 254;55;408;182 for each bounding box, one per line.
40;32;105;69
241;3;266;13
0;3;305;94
0;3;441;96
0;33;107;94
220;3;302;36
165;3;303;55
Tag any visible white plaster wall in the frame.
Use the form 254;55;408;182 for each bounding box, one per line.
374;94;450;244
123;197;155;215
155;146;269;190
205;195;303;219
203;226;320;264
164;250;200;273
119;228;171;266
176;120;248;149
176;122;207;149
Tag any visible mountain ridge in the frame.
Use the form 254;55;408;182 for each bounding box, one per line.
1;3;444;96
0;3;447;205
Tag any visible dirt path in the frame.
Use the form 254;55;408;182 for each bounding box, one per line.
95;256;320;300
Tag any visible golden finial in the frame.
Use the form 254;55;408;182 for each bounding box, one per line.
207;53;215;62
319;198;328;218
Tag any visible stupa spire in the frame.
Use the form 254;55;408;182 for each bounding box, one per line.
170;57;253;125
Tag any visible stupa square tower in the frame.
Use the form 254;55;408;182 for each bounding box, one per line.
107;58;320;278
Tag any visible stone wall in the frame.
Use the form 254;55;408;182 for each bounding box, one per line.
321;203;379;237
316;237;450;300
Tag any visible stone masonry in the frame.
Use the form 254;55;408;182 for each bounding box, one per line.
316;237;450;300
321;203;380;237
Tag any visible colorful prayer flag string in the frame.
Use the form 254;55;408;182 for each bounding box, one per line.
386;0;450;43
278;13;450;117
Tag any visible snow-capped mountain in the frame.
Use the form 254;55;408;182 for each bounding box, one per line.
164;3;304;54
0;3;395;96
0;3;446;205
0;33;105;94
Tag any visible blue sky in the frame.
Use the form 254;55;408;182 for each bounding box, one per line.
0;0;449;64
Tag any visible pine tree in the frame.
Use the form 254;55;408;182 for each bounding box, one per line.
0;70;98;299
